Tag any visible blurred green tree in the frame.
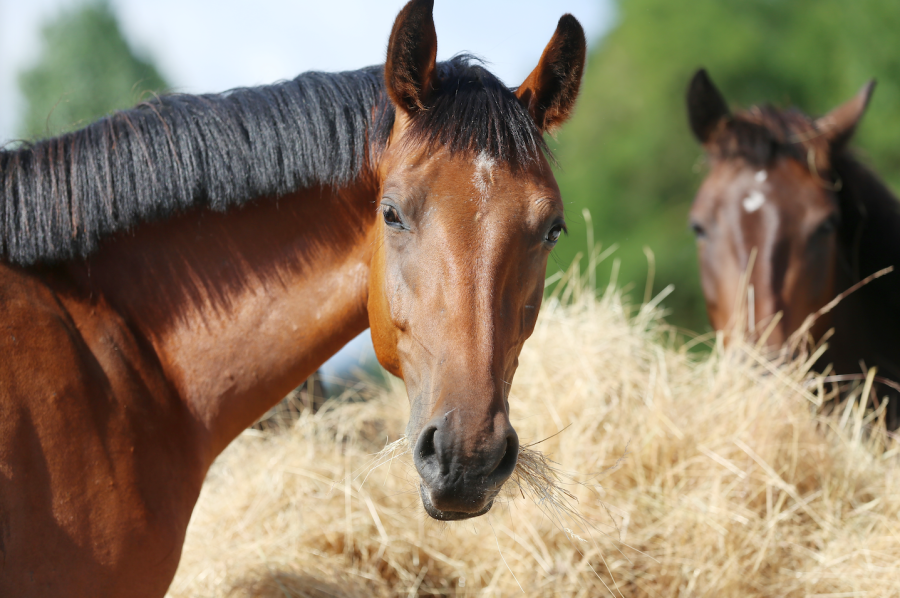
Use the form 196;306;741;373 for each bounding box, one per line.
550;0;900;333
18;1;169;139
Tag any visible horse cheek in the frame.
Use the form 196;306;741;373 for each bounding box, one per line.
367;242;403;379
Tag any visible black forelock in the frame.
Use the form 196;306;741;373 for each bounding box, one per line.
710;105;821;168
403;54;550;167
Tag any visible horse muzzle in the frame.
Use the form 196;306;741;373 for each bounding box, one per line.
412;415;519;520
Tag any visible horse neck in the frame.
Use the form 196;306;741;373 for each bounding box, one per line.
63;179;379;459
830;153;900;376
834;153;900;292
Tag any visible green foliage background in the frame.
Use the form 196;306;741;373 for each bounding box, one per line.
18;1;169;139
549;0;900;333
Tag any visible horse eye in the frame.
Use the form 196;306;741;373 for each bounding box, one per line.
690;221;706;238
382;205;402;227
546;223;565;245
815;216;838;236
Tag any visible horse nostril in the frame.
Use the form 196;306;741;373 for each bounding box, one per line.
413;426;440;483
416;426;437;459
488;430;519;484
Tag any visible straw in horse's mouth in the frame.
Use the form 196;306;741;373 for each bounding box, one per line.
366;436;581;523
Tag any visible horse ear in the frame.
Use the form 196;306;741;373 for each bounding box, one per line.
385;0;438;115
816;80;876;147
515;14;586;134
687;69;730;144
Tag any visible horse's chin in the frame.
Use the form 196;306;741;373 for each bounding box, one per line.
418;485;494;521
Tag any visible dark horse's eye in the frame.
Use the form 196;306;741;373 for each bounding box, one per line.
690;221;706;239
546;223;565;245
382;204;403;228
814;215;838;237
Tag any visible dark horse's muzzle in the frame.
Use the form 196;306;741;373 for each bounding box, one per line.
413;411;519;521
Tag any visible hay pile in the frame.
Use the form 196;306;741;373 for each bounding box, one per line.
166;268;900;597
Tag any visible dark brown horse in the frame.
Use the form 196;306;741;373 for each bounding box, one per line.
0;2;586;595
687;69;900;424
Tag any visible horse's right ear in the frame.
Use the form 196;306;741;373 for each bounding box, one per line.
515;14;587;134
385;0;438;115
687;69;730;144
815;80;876;148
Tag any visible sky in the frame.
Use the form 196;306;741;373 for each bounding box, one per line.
0;0;613;383
0;0;613;143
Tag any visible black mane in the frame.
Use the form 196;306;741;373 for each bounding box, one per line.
404;56;548;165
831;152;900;319
708;105;816;168
0;56;546;265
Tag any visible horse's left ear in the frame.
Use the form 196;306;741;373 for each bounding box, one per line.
515;14;586;134
385;0;438;115
687;69;730;144
816;80;876;147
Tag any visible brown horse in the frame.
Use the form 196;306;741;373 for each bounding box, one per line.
0;1;586;595
687;69;900;424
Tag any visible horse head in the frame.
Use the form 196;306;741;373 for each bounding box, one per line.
687;69;875;347
368;0;585;520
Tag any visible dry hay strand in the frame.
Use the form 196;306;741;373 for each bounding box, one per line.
166;257;900;598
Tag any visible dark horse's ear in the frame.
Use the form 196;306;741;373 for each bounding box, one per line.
385;0;438;114
515;15;586;134
687;69;730;144
816;80;876;148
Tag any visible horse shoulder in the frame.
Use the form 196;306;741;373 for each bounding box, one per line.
0;265;203;597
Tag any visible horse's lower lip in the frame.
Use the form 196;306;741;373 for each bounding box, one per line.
418;485;494;521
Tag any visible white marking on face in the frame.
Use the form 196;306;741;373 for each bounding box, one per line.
755;170;768;183
472;151;496;199
742;190;766;213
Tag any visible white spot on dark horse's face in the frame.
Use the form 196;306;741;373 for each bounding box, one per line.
742;169;769;212
743;190;766;213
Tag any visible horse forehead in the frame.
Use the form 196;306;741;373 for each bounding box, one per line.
390;149;556;212
768;159;831;199
699;158;822;215
753;160;836;227
440;151;549;189
700;160;835;256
